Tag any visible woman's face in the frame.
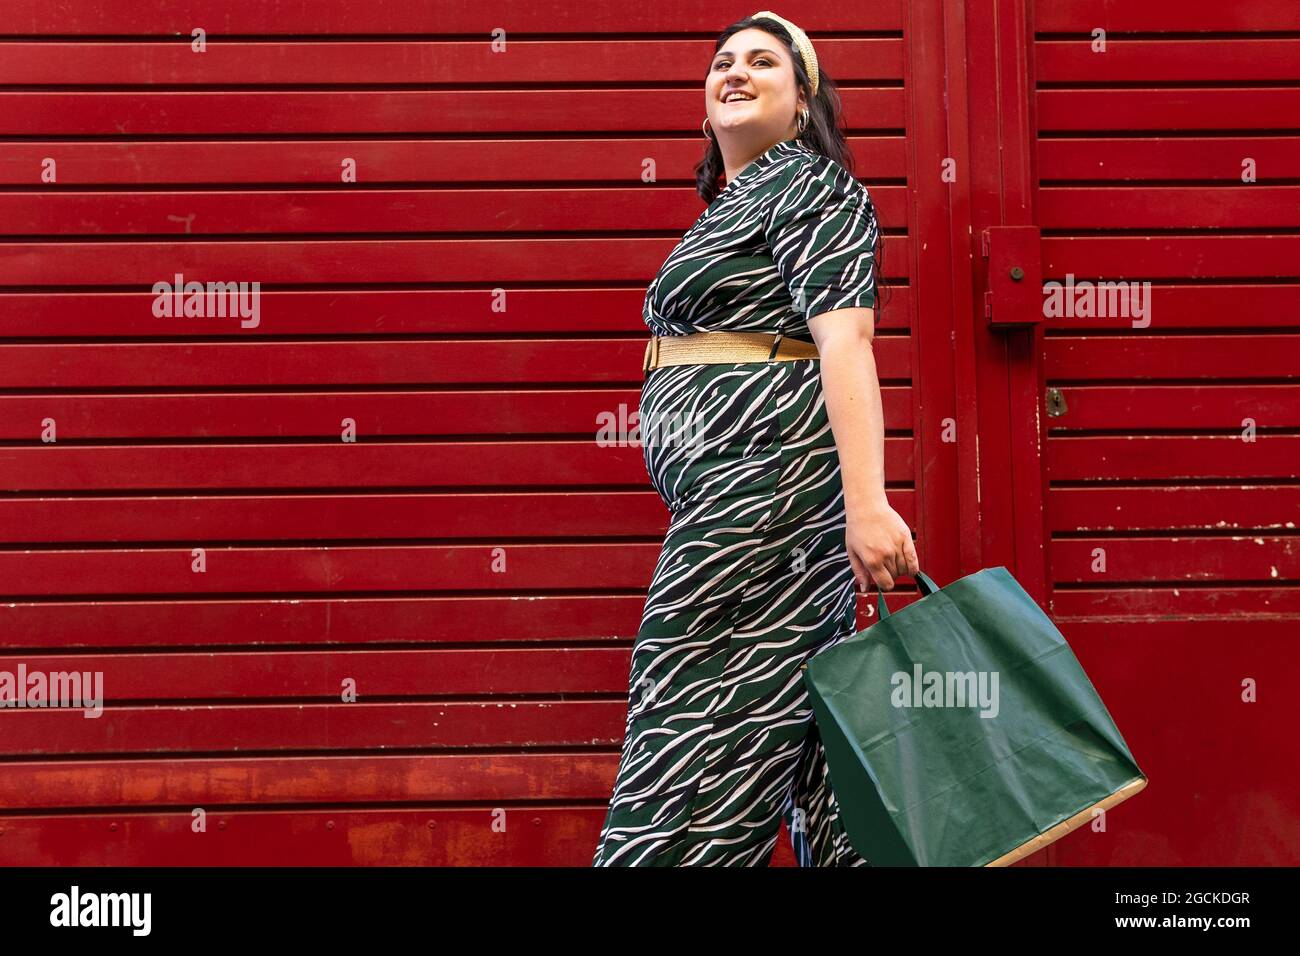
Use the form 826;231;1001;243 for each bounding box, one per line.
706;27;806;147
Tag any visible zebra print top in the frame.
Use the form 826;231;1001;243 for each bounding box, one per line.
643;136;879;342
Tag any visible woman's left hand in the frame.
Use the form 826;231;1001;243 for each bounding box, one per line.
845;500;919;593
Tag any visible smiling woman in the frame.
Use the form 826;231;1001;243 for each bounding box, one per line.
591;12;917;868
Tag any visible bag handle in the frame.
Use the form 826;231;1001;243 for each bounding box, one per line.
875;570;940;620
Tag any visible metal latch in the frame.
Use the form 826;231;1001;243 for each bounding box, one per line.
980;225;1042;329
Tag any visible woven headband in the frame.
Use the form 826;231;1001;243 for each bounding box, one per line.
750;11;819;96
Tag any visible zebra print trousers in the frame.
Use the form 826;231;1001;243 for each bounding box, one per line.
592;358;869;866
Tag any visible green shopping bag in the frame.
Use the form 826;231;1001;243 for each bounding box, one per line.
801;566;1147;866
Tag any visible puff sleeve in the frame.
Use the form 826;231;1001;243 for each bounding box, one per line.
763;158;879;320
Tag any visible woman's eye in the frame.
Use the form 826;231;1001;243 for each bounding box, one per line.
714;58;773;69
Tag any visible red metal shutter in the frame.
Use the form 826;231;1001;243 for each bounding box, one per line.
0;2;944;865
1033;3;1300;864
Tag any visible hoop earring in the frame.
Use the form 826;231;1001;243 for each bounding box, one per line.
702;117;713;139
796;108;810;135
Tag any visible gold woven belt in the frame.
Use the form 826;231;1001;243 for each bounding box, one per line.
642;331;819;373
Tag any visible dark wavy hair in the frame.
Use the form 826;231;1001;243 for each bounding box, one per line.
696;15;889;323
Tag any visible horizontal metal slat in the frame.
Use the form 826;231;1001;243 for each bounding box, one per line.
1046;435;1300;480
0;439;916;490
0;807;607;866
1050;485;1300;531
1051;536;1299;582
1037;137;1300;182
0;2;907;36
1045;335;1300;379
1040;385;1300;428
0;648;632;699
1036;1;1300;32
0;542;665;595
0;595;647;649
0;700;627;755
1039;185;1300;230
1042;236;1300;279
1;185;910;237
0;38;905;85
0;753;613;810
0;235;913;286
0;89;906;135
1037;88;1300;132
0;388;917;440
0;339;915;387
1035;38;1300;82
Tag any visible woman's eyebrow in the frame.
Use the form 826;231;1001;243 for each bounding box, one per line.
713;48;783;60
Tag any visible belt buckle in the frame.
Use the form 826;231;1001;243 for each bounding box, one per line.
642;336;659;373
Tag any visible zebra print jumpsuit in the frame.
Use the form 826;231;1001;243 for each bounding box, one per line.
592;137;881;866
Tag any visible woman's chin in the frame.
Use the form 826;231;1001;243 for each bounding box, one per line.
713;115;771;137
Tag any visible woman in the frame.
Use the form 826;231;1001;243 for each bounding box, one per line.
592;11;919;867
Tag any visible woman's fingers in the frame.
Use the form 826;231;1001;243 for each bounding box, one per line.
848;549;869;593
882;548;900;583
902;533;920;575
